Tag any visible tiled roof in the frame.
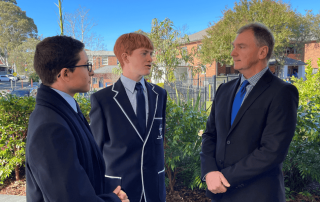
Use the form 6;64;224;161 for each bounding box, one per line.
269;57;307;66
188;28;210;42
94;65;118;74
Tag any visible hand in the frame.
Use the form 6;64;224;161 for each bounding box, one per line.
206;171;230;194
113;186;129;202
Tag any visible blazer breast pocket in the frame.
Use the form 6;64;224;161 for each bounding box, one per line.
153;117;164;145
104;175;122;193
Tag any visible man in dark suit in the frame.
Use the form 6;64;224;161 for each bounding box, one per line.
26;36;128;202
200;23;299;202
90;33;167;202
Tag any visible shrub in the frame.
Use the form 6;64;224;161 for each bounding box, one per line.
0;94;36;183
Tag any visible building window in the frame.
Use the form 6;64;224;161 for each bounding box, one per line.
312;68;318;74
102;57;108;66
226;66;231;75
181;46;187;55
92;78;97;84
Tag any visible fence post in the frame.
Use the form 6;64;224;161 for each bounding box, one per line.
213;75;216;96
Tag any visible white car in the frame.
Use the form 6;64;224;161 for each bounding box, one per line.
0;75;16;82
7;74;17;81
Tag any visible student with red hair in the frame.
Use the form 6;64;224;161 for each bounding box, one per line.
90;33;167;202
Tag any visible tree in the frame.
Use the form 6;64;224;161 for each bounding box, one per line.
8;38;41;74
55;0;64;35
0;0;17;4
0;2;38;66
64;5;106;51
148;18;201;83
200;0;319;66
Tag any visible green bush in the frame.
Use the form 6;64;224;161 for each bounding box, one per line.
0;94;36;183
283;59;320;200
164;97;207;192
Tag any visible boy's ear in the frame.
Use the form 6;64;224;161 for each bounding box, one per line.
121;53;129;64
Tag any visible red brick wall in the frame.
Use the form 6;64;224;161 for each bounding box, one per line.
108;56;118;65
91;73;115;89
304;41;320;69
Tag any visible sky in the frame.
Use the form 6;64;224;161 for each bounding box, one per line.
17;0;320;51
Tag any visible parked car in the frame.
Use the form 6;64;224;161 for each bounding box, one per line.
7;74;18;81
0;75;13;82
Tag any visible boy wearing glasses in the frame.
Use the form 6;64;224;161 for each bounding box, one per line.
26;36;128;202
90;33;167;202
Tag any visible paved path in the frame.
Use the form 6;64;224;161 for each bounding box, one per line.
0;195;26;202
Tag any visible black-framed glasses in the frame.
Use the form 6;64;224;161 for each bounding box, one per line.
66;62;92;72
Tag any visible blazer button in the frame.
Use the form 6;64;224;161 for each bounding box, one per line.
226;140;231;145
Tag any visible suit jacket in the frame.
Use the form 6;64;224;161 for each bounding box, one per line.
26;84;120;202
200;70;299;202
90;79;167;202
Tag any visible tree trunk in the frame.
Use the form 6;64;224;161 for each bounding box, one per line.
15;165;20;181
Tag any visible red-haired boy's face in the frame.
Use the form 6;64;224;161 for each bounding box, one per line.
123;47;153;81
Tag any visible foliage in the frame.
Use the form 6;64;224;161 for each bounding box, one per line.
9;38;40;74
28;72;40;83
74;93;92;122
164;97;207;192
0;94;36;183
0;0;17;4
292;59;320;107
200;0;319;65
148;18;201;83
0;1;38;66
283;59;320;200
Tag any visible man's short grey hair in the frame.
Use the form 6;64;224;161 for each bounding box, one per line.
237;22;275;61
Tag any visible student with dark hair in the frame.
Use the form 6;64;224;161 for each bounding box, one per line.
26;35;128;202
200;23;299;202
90;33;167;202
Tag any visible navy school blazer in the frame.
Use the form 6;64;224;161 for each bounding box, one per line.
26;84;121;202
90;79;167;202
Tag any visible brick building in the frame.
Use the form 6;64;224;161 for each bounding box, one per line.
86;51;120;89
178;28;319;80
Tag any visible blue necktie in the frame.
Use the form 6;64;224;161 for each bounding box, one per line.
135;82;146;138
231;80;249;125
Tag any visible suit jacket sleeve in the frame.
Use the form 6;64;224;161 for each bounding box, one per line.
221;84;299;187
200;84;224;180
27;123;120;202
90;93;107;153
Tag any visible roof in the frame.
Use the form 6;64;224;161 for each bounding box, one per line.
94;65;118;74
188;28;210;42
86;51;115;56
269;57;307;66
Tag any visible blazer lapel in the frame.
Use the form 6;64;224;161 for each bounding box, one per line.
145;82;158;137
228;70;273;135
112;79;144;142
226;78;241;132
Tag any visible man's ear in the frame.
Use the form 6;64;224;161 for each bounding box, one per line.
259;46;269;60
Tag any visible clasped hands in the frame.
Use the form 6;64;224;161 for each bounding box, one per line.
113;186;129;202
205;171;230;194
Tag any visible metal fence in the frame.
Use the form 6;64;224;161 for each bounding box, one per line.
164;74;239;110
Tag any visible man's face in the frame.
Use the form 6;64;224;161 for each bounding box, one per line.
231;29;261;73
124;47;153;80
68;50;94;94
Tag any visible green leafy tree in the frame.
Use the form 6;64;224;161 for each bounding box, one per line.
0;2;38;66
9;38;40;74
28;72;40;83
200;0;318;66
0;0;17;4
0;95;36;183
149;18;201;83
